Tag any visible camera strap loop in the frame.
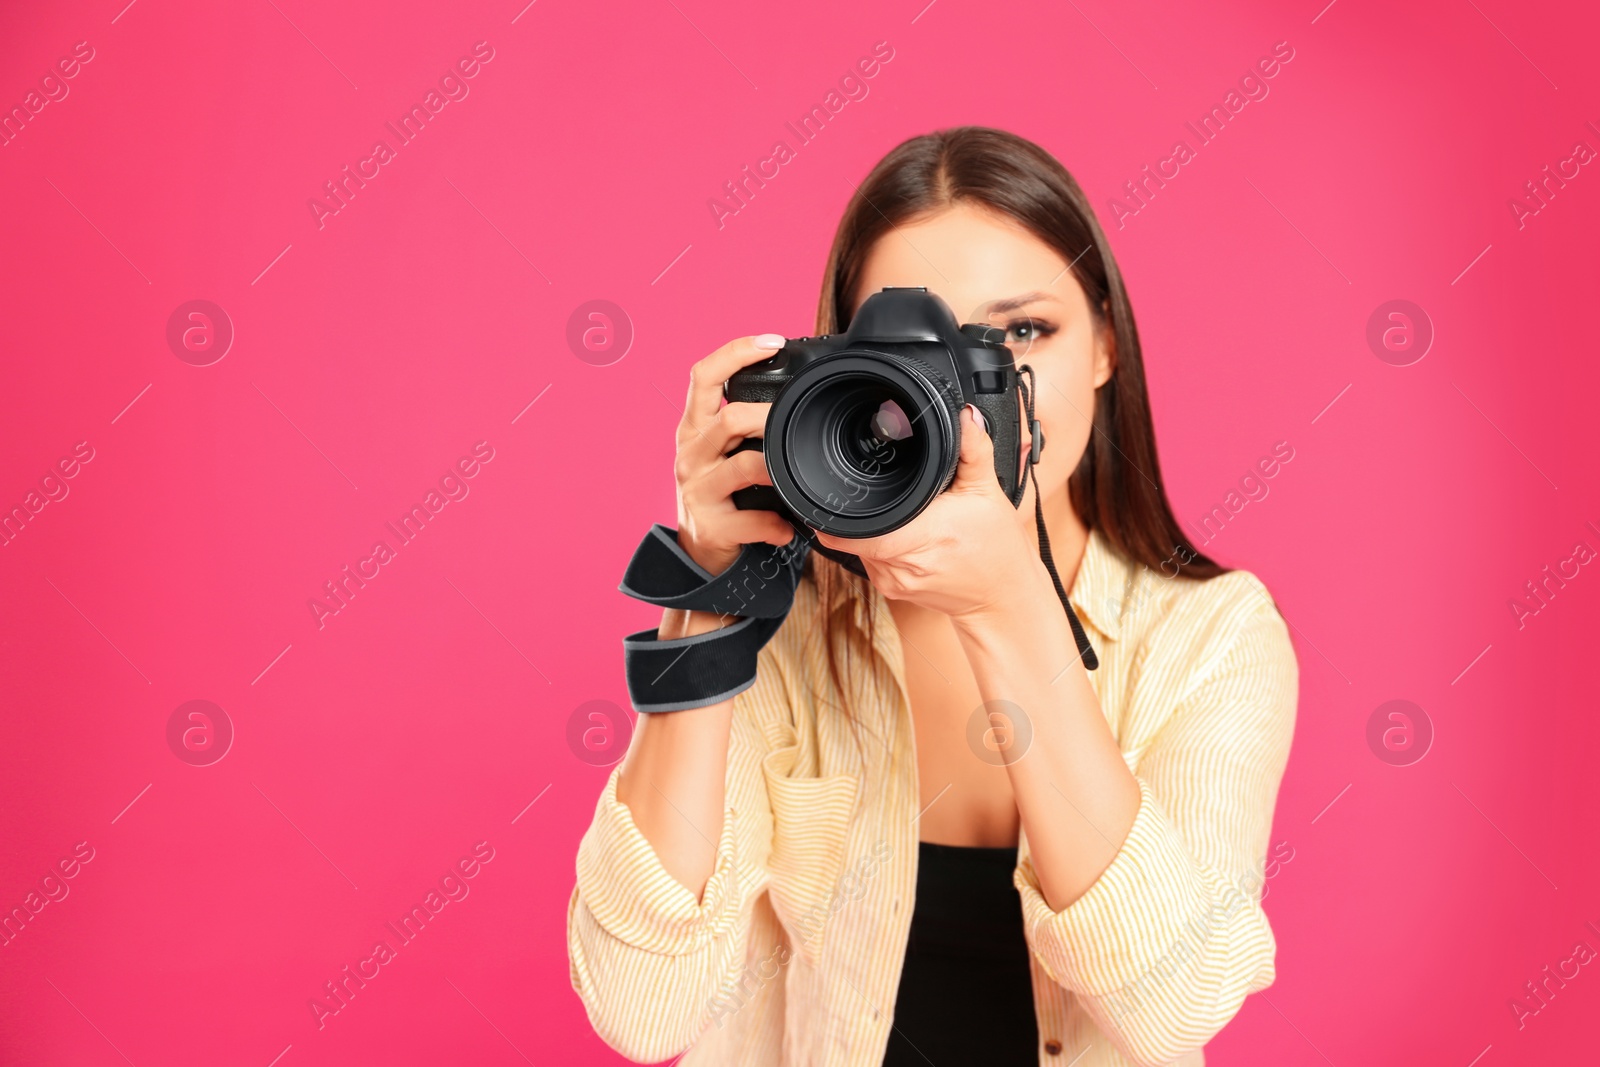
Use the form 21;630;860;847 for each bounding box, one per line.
616;525;812;713
1016;365;1099;671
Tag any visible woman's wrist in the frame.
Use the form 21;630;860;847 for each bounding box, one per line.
949;556;1062;643
658;605;738;641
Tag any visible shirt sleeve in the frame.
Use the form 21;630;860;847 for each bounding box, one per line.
1014;577;1299;1066
566;663;780;1063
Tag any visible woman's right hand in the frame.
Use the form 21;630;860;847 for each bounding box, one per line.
672;334;798;579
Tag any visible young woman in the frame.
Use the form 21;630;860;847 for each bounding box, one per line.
567;127;1298;1067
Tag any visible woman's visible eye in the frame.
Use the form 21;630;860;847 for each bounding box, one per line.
1004;317;1058;345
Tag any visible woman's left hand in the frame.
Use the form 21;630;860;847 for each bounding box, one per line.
814;404;1046;627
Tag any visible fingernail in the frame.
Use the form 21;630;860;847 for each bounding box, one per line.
967;404;988;435
754;334;785;349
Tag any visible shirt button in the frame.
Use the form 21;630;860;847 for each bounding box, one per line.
1044;1039;1062;1056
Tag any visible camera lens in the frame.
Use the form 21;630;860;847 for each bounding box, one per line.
785;377;926;520
765;350;962;537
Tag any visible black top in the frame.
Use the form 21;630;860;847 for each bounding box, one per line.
881;840;1039;1065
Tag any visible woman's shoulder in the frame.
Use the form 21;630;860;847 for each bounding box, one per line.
1125;558;1295;682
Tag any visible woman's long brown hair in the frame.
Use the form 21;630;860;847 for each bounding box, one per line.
806;126;1228;719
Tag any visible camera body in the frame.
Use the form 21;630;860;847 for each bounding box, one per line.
725;287;1028;557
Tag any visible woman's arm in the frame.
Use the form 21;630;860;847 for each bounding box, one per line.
955;572;1298;1066
614;605;740;899
568;333;796;1059
611;332;793;898
949;560;1141;909
568;635;781;1062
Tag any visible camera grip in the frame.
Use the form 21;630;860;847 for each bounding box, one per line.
969;387;1026;506
726;436;789;515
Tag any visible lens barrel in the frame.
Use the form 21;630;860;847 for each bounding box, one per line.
765;350;963;537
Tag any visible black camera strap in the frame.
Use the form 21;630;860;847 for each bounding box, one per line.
617;525;811;713
1017;364;1099;671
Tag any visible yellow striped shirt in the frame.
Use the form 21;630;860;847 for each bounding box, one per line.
568;527;1298;1066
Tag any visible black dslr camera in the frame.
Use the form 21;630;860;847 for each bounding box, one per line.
725;287;1038;562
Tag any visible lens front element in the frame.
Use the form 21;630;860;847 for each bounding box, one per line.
766;351;960;537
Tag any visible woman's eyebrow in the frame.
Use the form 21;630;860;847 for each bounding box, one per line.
982;290;1060;315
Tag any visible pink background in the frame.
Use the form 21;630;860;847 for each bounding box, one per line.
2;0;1597;1063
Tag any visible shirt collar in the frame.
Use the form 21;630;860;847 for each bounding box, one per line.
1068;526;1129;643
